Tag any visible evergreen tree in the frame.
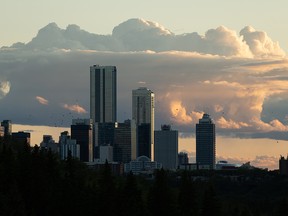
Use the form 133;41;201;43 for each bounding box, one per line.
275;198;288;216
147;169;177;216
119;172;145;216
97;160;117;216
200;182;222;216
178;171;199;216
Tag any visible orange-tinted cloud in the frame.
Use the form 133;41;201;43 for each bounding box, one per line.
62;104;87;114
36;96;49;105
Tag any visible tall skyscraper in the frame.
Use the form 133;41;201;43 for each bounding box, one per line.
196;113;216;169
71;119;93;162
90;65;117;123
154;125;178;170
132;87;155;160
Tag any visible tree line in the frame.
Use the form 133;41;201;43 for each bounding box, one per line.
0;138;288;216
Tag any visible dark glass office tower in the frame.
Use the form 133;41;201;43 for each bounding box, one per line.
90;65;117;161
90;65;117;123
94;122;116;159
113;120;131;163
71;119;93;162
137;123;151;159
196;113;216;169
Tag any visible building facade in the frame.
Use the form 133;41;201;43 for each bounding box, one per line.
40;135;58;153
99;145;113;163
196;113;216;169
90;65;117;161
71;119;93;162
132;87;155;160
59;131;80;160
154;125;178;170
124;156;162;175
113;120;132;163
0;126;4;137
12;131;31;146
1;120;12;137
94;122;117;159
90;65;117;123
178;152;189;166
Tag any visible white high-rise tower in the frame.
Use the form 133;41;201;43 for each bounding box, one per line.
132;87;155;160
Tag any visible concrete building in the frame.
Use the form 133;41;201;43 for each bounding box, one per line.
40;135;58;153
99;145;113;163
0;126;4;137
71;119;93;162
94;122;117;159
114;120;132;163
196;113;216;169
59;131;80;160
12;131;31;145
124;156;162;175
216;161;240;170
178;152;189;166
90;65;117;123
132;87;155;160
1;120;12;137
179;163;211;171
154;125;178;170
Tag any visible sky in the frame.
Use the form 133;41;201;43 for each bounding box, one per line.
1;0;288;50
1;0;288;169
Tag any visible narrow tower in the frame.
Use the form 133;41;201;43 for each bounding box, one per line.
132;87;155;160
196;113;216;169
90;65;117;123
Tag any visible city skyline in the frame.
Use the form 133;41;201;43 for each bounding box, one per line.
1;2;288;170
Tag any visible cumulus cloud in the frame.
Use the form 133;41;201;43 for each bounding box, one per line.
217;117;250;129
0;81;10;99
1;19;288;142
240;26;285;58
216;155;278;170
62;104;87;114
35;96;49;105
251;155;279;169
3;18;285;58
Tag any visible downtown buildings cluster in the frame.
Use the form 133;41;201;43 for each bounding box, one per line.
0;65;218;174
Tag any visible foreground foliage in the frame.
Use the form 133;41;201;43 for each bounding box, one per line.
0;139;287;216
